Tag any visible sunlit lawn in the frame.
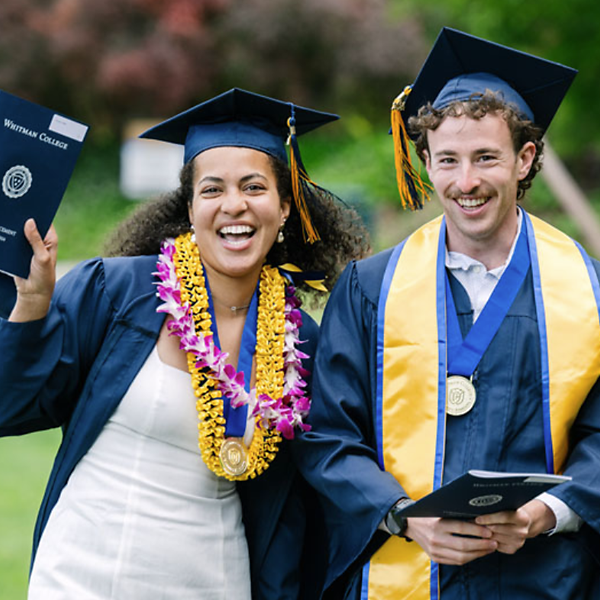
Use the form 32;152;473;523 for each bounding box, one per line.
0;430;60;599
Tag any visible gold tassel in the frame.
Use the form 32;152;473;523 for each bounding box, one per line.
278;263;328;292
391;86;432;210
304;279;328;292
287;117;321;244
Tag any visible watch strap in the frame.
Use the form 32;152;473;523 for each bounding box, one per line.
386;497;414;538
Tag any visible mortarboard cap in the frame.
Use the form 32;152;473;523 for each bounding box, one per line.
140;87;338;165
140;88;340;243
391;27;578;210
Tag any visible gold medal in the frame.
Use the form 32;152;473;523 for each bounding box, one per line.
446;375;476;416
219;438;249;477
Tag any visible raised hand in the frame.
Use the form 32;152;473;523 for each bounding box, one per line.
9;218;58;322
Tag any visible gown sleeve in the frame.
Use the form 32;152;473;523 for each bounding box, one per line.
292;258;407;591
0;259;114;436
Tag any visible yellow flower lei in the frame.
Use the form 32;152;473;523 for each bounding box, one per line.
174;232;284;481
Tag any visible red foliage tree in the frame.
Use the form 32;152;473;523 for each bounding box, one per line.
0;0;427;136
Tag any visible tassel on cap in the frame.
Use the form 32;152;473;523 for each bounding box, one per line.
287;107;322;244
391;86;432;210
279;263;328;292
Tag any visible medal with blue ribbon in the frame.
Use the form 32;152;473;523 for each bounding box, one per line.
205;276;259;475
445;221;530;416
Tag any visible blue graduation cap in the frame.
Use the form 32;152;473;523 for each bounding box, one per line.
391;27;578;210
140;88;339;242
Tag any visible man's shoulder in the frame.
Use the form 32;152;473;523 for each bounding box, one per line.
348;247;397;306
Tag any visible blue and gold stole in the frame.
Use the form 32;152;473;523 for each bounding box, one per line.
361;211;600;600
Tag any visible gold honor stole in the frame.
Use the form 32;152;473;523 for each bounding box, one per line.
363;212;600;600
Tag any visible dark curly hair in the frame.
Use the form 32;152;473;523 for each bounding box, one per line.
408;90;544;200
104;154;370;301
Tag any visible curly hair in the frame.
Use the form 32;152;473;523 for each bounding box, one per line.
104;154;370;301
408;91;544;200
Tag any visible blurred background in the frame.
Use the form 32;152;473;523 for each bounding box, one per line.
2;0;600;596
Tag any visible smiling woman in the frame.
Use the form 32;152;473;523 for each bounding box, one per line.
0;88;369;600
189;147;290;290
106;92;367;302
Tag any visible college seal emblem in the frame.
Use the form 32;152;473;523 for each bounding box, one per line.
2;165;32;199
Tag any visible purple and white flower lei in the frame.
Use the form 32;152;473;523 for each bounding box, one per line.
154;238;311;440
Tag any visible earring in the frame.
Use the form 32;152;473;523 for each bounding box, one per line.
277;218;286;244
190;224;196;244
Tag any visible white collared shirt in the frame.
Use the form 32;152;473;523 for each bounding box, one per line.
445;209;523;322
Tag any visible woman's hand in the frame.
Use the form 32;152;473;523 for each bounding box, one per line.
9;218;58;322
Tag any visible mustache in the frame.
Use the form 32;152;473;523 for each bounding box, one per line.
447;185;494;199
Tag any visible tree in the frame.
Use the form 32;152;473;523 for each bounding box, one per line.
0;0;427;137
393;0;600;161
215;0;427;120
0;0;231;134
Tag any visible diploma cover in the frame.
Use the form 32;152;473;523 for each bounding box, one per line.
0;89;88;277
398;470;570;519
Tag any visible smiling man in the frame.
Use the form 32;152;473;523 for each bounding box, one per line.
294;28;600;599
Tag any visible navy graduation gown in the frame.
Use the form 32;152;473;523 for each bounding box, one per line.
295;248;600;599
0;255;324;600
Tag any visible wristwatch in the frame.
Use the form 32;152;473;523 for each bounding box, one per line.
385;497;415;539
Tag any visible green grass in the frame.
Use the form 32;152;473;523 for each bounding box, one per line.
0;430;60;599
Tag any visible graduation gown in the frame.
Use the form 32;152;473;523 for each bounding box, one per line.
294;245;600;599
0;255;325;600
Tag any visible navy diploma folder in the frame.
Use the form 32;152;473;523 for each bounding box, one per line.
0;90;88;278
398;470;571;519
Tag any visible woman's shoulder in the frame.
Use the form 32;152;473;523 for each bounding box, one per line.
59;254;157;298
56;255;160;327
102;254;158;286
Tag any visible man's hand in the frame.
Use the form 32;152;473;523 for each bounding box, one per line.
474;499;556;554
9;218;58;322
405;517;498;565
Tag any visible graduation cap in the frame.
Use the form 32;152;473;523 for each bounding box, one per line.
140;88;339;243
391;27;578;210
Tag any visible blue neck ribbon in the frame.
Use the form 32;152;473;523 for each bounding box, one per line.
445;223;530;377
204;272;259;438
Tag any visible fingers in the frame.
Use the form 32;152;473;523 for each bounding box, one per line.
482;523;528;555
406;517;498;566
9;219;58;321
475;507;538;555
24;219;58;278
24;219;58;265
428;536;497;565
476;510;526;527
23;217;42;244
409;504;555;565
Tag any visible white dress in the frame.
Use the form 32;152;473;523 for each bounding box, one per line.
28;346;251;599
